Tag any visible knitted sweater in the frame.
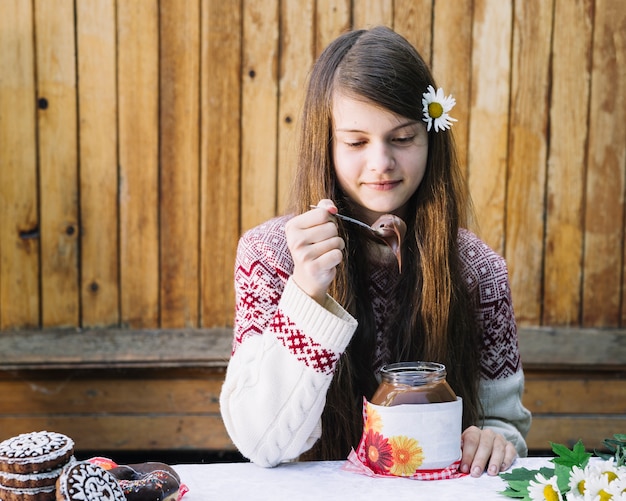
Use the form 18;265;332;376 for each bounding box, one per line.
220;216;532;467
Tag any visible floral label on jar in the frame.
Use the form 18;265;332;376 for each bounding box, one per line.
348;397;463;480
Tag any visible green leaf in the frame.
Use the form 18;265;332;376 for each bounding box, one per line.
508;479;532;491
499;467;555;500
554;463;572;494
538;466;557;478
597;434;626;466
498;479;532;500
498;486;531;500
550;440;591;469
501;466;552;482
499;469;533;499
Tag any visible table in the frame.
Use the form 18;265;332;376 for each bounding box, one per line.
174;457;551;500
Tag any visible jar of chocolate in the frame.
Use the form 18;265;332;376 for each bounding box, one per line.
370;361;457;406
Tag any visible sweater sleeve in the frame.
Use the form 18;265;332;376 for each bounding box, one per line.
479;371;532;457
220;221;358;467
458;229;532;455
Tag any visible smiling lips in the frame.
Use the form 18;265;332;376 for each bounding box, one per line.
364;180;401;191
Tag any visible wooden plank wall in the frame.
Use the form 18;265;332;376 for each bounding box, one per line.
0;368;231;452
1;0;625;331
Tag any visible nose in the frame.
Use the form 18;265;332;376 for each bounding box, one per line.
367;141;394;172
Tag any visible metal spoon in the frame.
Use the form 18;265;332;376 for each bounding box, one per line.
309;205;381;234
309;205;406;272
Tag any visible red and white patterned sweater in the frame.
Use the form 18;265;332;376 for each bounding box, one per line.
220;216;531;467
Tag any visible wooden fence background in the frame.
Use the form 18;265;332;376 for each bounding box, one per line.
1;0;625;457
1;0;625;332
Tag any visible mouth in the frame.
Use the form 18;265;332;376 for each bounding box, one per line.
363;180;401;191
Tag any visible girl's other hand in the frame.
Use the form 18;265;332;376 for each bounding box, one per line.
460;426;517;477
285;199;345;304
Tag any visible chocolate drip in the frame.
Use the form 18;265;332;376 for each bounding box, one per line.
371;214;407;272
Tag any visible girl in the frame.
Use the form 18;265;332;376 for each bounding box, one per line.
220;26;531;478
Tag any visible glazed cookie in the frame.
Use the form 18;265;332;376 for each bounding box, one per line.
0;463;66;488
0;431;75;501
56;461;126;501
0;482;56;501
0;431;74;475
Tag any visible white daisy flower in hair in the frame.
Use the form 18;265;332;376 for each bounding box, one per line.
422;85;457;132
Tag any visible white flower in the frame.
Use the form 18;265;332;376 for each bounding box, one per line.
421;85;457;132
564;460;626;500
582;472;612;501
597;459;621;485
528;472;563;501
608;476;626;500
568;465;589;499
607;477;626;500
599;462;626;500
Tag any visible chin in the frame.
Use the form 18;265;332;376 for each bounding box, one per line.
363;202;405;216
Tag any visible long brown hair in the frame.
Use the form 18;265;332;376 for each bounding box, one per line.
288;26;482;460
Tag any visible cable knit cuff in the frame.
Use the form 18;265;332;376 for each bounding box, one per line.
279;277;357;354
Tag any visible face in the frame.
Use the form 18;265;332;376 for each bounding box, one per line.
332;91;428;225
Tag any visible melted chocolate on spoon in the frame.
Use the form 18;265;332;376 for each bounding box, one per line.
370;214;407;272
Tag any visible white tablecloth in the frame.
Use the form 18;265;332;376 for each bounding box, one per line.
174;457;551;501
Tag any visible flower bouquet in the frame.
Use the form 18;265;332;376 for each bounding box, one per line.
500;434;626;500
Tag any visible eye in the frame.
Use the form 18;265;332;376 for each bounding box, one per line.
345;140;366;148
392;135;415;144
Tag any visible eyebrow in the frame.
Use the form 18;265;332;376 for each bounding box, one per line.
334;120;420;133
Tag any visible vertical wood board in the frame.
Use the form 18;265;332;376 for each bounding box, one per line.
314;0;351;56
583;0;626;326
352;0;393;29
277;0;315;213
200;0;242;327
117;0;160;328
543;0;593;326
159;0;201;327
76;0;119;327
34;0;80;327
431;1;473;183
393;0;433;65
0;0;40;328
505;0;553;324
240;0;280;232
467;0;513;254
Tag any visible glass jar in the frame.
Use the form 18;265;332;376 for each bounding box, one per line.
370;361;457;406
